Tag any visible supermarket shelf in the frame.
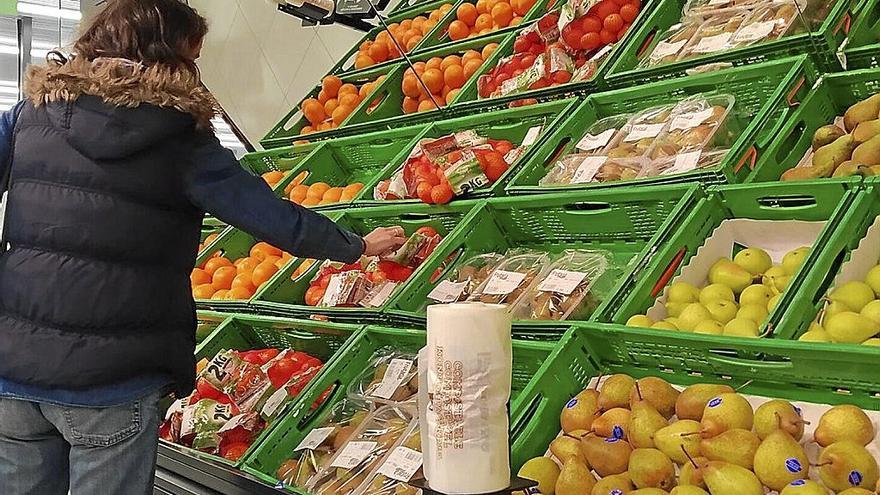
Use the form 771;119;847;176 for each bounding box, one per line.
156;444;278;495
154;467;223;495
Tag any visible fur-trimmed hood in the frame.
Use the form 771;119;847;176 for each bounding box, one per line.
25;57;217;129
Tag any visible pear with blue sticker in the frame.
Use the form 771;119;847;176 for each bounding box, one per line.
700;393;753;438
560;388;600;434
754;429;810;491
779;479;829;495
816;441;879;492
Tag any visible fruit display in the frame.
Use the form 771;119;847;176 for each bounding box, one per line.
447;0;531;42
374;131;519;204
347;350;419;404
626;246;811;337
160;347;324;461
354;4;454;70
518;373;880;495
287;180;366;207
400;43;498;113
539;94;735;185
423;252;505;306
799;261;880;345
197;231;220;255
781;92;880;181
356;425;423;495
299;75;387;135
191;242;294;301
477;0;643;98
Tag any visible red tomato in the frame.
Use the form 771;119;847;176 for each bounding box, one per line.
581;15;603;33
513;36;531;53
520;54;536;68
529;77;551;90
417;181;435;204
304;357;323;370
593;0;619;18
196;378;222;400
267;359;298;388
617;24;629;40
529;43;545;55
600;29;617;43
483;155;508;182
603;13;624;32
239;351;263;365
221;442;250;461
221;426;252;445
561;24;584;50
525;30;542;45
537;14;557;32
629;0;641;8
416;226;439;237
620;3;638;22
495;72;512;85
494;140;514;155
257;349;280;365
581;32;602;49
552;70;572;84
430;184;454;204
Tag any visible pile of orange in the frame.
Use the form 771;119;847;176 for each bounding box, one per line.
287;181;365;207
300;75;385;134
401;43;498;113
354;3;454;70
261;170;286;187
197;232;219;255
290;259;316;281
447;0;532;41
191;242;293;300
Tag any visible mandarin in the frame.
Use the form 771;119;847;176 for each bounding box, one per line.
203;257;232;276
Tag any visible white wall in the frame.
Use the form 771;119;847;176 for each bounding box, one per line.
190;0;366;146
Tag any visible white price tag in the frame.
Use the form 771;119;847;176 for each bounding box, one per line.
624;123;665;142
218;413;248;434
503;147;525;164
371;358;415;399
482;270;528;296
378;446;424;482
708;0;728;5
522;126;543;146
588;44;613;62
733;20;777;43
428;280;468;303
363;281;398;308
537;269;588;295
669;107;717;131
662;151;703;176
261;387;289;418
295;427;336;451
692;33;731;54
321;273;346;307
649;39;686;61
576;129;616;152
331;441;378;469
571;156;608;184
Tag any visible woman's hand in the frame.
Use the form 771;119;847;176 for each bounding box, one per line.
363;226;407;257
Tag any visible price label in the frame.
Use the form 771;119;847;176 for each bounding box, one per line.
321;273;346;307
295;427;336;451
362;281;398;308
649;39;686;61
522;126;543;146
483;270;528;296
708;0;729;5
428;280;468;303
662;151;702;176
624;123;665;142
537;269;588;295
371;358;415;399
378;446;424;482
576;129;616;152
503;147;525;164
571;156;608;184
692;33;731;54
588;44;613;62
218;413;248;434
733;20;777;43
669;107;717;131
331;441;378;469
261;387;289;418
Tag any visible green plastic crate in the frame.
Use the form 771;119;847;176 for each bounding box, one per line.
251;201;480;322
239;144;320;177
746;67;880;183
355;98;577;206
386;185;702;338
506;56;817;194
841;0;880;69
160;315;363;469
776;185;880;341
605;0;858;86
611;180;858;340
509;323;880;471
242;325;557;490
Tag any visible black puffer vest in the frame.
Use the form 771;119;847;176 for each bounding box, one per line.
0;58;218;395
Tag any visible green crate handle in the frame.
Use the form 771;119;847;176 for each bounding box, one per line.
635;27;657;59
702;350;794;371
561;201;616;214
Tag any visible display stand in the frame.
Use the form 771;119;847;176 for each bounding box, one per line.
408;476;538;494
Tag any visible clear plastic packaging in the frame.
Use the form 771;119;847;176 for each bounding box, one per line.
353;426;424;495
638;147;731;177
682;0;761;16
307;405;417;495
424;253;504;307
638;22;700;68
347;349;419;405
604;104;676;159
678;10;750;61
729;0;801;47
649;93;736;160
468;251;551;306
511;249;613;321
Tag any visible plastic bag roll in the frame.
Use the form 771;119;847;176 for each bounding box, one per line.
424;302;512;494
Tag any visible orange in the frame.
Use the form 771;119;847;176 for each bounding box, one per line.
476;0;489;13
338;93;360;107
252;261;280;287
426;57;443;70
318;198;336;205
193;284;216;299
332;104;355;125
318;122;333;131
491;2;514;26
510;0;533;15
441;55;462;71
457;3;478;26
405;35;422;52
474;13;493;31
359;82;375;100
412;16;427;32
274;257;289;269
300;197;320;207
212;265;237;291
190;268;212;287
402;96;420;114
203;257;232;276
429;9;442;21
479;27;493;35
263;255;282;267
418;99;439;112
421;68;445;94
290;184;309;203
301;125;315;134
231;272;257;293
354;53;375;69
324;98;339;116
317;89;330;104
322;187;344;202
441;85;453;99
291;171;308;187
226;287;254;300
307;182;331;199
340;82;358;93
400;19;413;31
322;75;343;97
251;242;283;261
341;183;364;201
511;16;523;25
304;285;325;306
443;65;466;88
236;256;261;273
262;170;285;185
482;43;499;59
446;88;461;102
463;58;483;79
360;40;373;51
211;290;229;300
368;41;389;62
413;61;427;74
462;49;482;63
424;18;438;33
302;98;325;125
439;3;454;14
402;74;422;99
448;20;469;41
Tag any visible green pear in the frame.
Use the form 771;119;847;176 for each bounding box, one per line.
518;457;560;494
709;259;753;294
740;284;774;307
837;488;876;495
768;293;782;312
550;435;585;464
736;304;769;324
723;318;760;338
700;393;753;437
852;134;880;166
813;124;848;150
863;337;880;345
830;281;877;312
705;300;738;324
675;384;735;421
814;404;875;447
560;389;599;433
764;266;788;287
679;454;709;488
734;247;773;275
703;461;764;495
754;429;810;491
693;320;724;335
666;302;688;317
629;489;669;495
590;473;632;495
799;329;831;342
629;448;674;490
699;428;760;469
817;441;880;492
844;93;880;132
825;312;880;343
861;299;880;325
813;134;857;176
853;119;880;144
699;284;735;305
581;434;631;477
754;399;805;440
555;457;596;495
668;281;701;303
598;374;635;411
592;407;631;440
652;321;678;331
678;303;713;331
865;264;880;296
670;487;709;495
665;317;681;328
782;247;811;275
627;314;654;328
780;479;831;495
629;377;679;419
654;420;701;464
630;395;669;449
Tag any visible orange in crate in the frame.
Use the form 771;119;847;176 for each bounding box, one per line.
400;48;490;114
352;4;452;70
288;180;365;206
300;77;381;134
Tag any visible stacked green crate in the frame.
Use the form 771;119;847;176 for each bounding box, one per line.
842;0;880;69
746;67;880;183
386;185;700;339
506;56;817;194
611;181;858;341
243;325;556;490
605;0;859;86
239;143;320;176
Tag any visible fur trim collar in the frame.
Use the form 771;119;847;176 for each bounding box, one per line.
25;57;217;129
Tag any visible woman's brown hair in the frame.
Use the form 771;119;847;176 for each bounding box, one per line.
74;0;208;74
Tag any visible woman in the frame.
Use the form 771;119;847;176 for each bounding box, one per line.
0;1;406;493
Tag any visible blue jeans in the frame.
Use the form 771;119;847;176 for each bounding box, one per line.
0;391;162;495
